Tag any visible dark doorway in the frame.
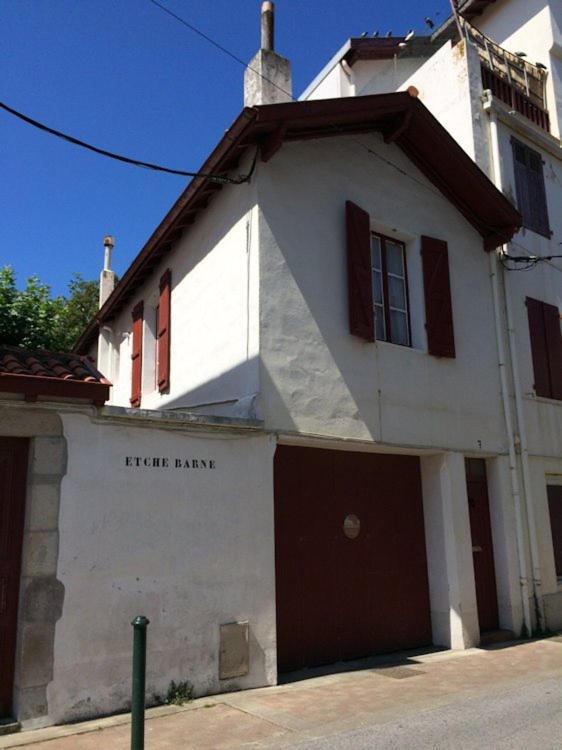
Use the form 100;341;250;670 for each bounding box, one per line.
465;458;499;633
0;438;29;718
274;445;432;673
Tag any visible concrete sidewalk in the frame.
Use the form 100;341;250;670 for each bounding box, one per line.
3;636;562;749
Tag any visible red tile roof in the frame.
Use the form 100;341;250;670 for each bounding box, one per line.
0;346;111;405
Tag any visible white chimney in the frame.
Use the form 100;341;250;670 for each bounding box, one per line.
99;235;116;308
244;1;292;106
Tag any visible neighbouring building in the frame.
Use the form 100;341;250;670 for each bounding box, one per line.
0;0;561;731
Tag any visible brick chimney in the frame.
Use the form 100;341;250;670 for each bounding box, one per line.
244;1;292;106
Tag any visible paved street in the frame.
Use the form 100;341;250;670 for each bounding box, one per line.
292;677;562;749
2;637;562;749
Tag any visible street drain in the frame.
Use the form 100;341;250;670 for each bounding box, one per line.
372;666;425;679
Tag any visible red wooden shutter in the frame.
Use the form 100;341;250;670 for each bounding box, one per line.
526;297;551;398
157;269;171;392
346;200;374;342
543;301;562;400
421;236;455;358
130;301;143;407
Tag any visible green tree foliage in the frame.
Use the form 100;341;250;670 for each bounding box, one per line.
0;266;99;352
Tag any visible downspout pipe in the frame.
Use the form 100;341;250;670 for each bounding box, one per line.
484;97;543;633
489;249;532;636
504;272;544;630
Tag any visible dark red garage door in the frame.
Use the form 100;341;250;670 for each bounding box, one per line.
274;445;432;672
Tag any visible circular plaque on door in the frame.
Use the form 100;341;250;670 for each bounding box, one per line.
343;514;361;539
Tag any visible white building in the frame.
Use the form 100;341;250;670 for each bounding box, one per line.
1;0;561;730
301;0;562;641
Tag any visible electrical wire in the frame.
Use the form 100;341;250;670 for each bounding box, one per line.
147;0;294;101
0;100;258;184
6;1;555;256
505;254;562;262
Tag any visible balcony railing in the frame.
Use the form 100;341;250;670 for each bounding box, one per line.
465;23;550;132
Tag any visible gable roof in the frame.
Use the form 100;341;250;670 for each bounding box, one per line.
74;91;521;353
0;345;111;405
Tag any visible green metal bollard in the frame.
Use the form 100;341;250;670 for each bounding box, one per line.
131;615;149;750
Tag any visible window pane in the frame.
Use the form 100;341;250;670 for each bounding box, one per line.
386;241;404;276
390;309;409;346
375;304;386;341
388;275;406;310
371;236;381;270
372;270;383;305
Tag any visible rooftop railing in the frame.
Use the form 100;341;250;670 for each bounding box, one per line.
465;23;550;132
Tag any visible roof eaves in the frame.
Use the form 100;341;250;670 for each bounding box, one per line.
74;92;521;353
0;371;111;406
396;100;521;246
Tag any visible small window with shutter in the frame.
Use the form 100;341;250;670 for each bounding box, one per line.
345;201;410;347
511;139;550;238
526;297;562;400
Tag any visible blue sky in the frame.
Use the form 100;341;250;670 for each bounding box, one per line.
2;0;451;296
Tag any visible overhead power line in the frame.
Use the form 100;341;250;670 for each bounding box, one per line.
0;101;256;184
147;0;525;244
147;0;294;101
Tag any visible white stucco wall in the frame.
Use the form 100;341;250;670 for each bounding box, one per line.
304;60;354;100
398;40;484;163
474;0;562;138
353;57;434;98
48;411;276;723
102;154;260;419
256;132;505;453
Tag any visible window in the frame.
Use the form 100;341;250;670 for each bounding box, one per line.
511;139;550;237
345;201;454;355
547;485;562;581
526;297;562;400
371;234;410;347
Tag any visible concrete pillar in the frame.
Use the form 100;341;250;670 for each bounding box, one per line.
14;433;66;726
486;456;524;635
421;452;480;649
